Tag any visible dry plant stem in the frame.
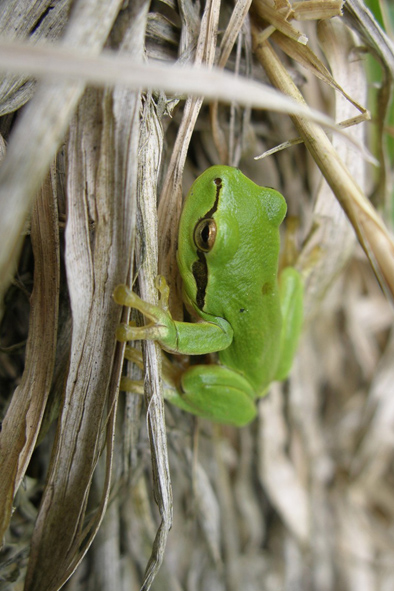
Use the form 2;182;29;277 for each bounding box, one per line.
158;94;204;316
135;97;173;591
0;168;59;541
258;383;310;543
158;0;221;317
291;0;343;21
188;442;222;566
296;17;364;317
344;0;394;207
228;32;246;166
0;0;124;320
214;431;241;591
219;0;253;67
344;0;394;76
24;79;140;590
252;0;307;43
23;1;144;586
0;40;342;128
270;30;367;115
253;36;394;301
0;0;70;115
210;0;253;163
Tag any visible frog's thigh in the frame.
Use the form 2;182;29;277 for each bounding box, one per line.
172;365;257;427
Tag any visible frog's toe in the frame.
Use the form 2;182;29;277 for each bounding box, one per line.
116;323;136;341
113;284;135;306
119;376;144;394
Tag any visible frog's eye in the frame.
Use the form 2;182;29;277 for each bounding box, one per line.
194;218;217;252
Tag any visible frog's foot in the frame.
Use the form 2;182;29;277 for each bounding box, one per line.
118;348;144;393
124;346;185;402
113;281;176;344
124;346;144;369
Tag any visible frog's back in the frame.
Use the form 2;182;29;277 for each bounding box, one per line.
178;166;287;393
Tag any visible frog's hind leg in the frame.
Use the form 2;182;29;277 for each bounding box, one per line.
119;347;144;393
121;346;184;395
165;364;257;427
275;267;304;381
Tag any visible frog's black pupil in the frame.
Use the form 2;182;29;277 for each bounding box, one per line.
201;223;210;244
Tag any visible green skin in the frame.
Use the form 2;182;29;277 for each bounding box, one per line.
114;166;303;427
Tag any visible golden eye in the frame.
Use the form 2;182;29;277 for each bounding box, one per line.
194;218;217;252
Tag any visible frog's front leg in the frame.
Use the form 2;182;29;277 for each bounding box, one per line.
113;277;233;355
165;364;257;427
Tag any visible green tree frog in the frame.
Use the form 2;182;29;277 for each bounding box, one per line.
114;165;303;427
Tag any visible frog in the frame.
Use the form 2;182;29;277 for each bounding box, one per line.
113;165;303;427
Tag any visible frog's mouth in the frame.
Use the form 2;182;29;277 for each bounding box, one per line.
191;175;222;310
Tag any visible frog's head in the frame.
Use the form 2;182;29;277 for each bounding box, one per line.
177;166;286;314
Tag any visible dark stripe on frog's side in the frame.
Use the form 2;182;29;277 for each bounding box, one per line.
192;251;208;310
203;176;222;219
192;177;222;310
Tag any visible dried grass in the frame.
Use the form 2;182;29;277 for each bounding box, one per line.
0;0;394;590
